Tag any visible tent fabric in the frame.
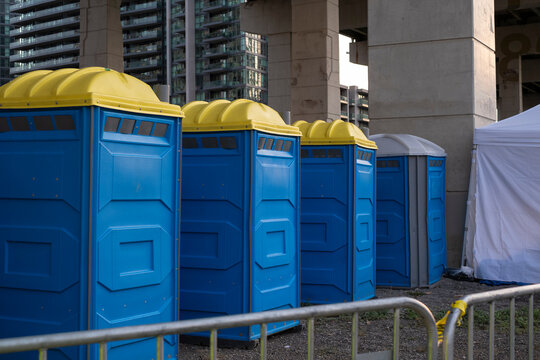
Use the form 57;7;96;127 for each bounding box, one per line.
474;105;540;145
471;104;540;283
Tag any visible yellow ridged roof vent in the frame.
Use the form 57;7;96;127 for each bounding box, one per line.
0;67;182;118
293;119;377;149
182;99;302;136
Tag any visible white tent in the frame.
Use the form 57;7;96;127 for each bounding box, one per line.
467;104;540;283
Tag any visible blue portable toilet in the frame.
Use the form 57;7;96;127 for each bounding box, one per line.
180;99;302;341
0;68;182;360
294;120;378;303
371;134;446;288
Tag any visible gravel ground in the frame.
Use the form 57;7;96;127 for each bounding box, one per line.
178;277;540;359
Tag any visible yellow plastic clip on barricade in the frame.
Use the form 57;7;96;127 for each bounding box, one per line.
436;300;467;345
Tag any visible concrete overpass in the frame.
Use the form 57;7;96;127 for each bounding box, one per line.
82;0;540;267
239;0;540;267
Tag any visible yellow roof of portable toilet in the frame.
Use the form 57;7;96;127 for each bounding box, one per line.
293;119;377;149
0;67;182;118
182;99;302;136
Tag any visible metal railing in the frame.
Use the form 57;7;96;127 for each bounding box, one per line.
0;297;438;360
443;283;540;360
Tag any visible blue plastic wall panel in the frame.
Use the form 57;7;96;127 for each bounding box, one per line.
251;132;299;338
0;108;181;360
91;108;180;360
426;156;446;285
180;131;250;341
375;157;410;287
0;108;89;360
300;145;352;304
353;146;376;300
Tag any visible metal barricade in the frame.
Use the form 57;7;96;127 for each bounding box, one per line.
0;297;438;360
442;283;540;360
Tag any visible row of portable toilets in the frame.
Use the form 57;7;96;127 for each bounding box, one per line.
0;68;446;360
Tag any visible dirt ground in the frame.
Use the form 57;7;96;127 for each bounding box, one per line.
178;276;540;359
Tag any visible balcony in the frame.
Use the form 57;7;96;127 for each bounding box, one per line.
203;44;227;57
203;28;236;43
203;79;240;90
122;15;159;30
121;1;159;16
172;62;186;76
172;36;186;48
10;29;80;50
11;0;59;12
202;58;245;74
124;57;160;72
172;19;185;33
203;61;227;73
357;98;369;107
11;16;80;37
203;0;230;12
203;12;237;27
172;5;185;17
356;114;369;122
203;0;243;11
11;3;80;25
123;29;161;44
131;69;160;84
172;48;186;61
11;56;78;75
10;43;79;62
124;43;160;58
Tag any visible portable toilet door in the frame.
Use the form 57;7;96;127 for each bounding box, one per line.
370;134;447;288
180;99;302;341
0;68;183;360
294;120;378;303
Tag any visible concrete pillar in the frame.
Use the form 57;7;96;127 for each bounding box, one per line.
368;0;497;267
267;33;292;114
242;0;340;121
79;0;123;72
498;56;523;120
495;23;540;119
291;0;340;122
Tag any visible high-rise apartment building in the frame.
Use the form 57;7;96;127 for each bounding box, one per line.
121;1;167;86
9;0;267;104
170;0;267;105
348;86;369;127
9;0;166;85
339;85;369;130
10;0;80;77
0;1;10;85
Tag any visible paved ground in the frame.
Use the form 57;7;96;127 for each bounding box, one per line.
179;276;540;359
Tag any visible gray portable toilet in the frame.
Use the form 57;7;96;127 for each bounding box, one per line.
371;134;447;288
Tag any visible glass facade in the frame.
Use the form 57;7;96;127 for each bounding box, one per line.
121;0;166;86
170;0;268;105
9;0;267;104
0;1;9;84
9;0;80;76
